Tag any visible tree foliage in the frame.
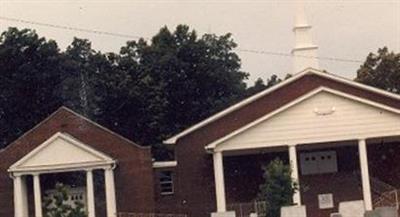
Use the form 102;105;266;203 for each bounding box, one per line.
244;74;289;97
258;158;298;217
0;25;274;159
43;183;86;217
356;47;400;94
0;28;63;147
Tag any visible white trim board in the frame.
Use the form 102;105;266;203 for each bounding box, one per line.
164;68;400;145
205;87;400;151
153;161;178;169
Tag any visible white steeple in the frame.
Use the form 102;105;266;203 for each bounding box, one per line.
292;0;319;73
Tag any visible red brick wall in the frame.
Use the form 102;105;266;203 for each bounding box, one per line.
153;167;186;214
0;108;155;217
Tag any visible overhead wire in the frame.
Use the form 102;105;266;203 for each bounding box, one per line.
0;16;364;64
236;48;364;63
0;16;143;39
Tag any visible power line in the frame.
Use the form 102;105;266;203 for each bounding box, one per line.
0;16;144;39
237;48;364;63
0;16;364;64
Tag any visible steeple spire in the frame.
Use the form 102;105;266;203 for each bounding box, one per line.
292;0;319;73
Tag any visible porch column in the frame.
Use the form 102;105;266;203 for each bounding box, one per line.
213;151;227;212
13;174;28;217
86;170;96;217
289;144;301;205
21;175;29;217
33;174;43;217
105;167;117;217
358;139;373;211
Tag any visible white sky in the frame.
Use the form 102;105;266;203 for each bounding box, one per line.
1;0;399;83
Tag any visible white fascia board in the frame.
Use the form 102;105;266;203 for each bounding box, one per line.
205;87;400;151
164;67;400;145
214;130;400;153
153;161;178;168
10;161;114;175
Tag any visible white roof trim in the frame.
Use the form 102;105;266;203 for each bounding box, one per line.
8;132;116;173
153;161;178;168
164;68;400;144
205;87;400;151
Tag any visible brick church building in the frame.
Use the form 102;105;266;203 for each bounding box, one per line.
1;3;400;217
1;68;400;217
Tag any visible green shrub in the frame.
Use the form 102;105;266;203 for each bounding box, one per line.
258;158;298;217
43;183;87;217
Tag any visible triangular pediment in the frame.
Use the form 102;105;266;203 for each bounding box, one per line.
9;132;115;173
210;87;400;151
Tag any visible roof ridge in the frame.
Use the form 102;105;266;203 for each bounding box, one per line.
1;106;149;155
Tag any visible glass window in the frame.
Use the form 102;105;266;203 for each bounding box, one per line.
159;171;174;195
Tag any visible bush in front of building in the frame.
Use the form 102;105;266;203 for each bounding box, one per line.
258;158;298;217
43;182;87;217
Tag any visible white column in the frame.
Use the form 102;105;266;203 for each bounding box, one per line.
358;139;373;211
33;174;43;217
86;170;96;217
21;176;29;217
105;167;117;217
13;174;28;217
213;151;227;212
289;144;301;205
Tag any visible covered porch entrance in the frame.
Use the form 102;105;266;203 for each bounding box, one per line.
207;88;400;217
8;132;118;217
220;137;400;217
213;139;375;217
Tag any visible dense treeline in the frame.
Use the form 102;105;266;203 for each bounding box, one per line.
0;25;275;159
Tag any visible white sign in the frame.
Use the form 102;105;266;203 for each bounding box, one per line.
318;193;334;209
300;151;338;175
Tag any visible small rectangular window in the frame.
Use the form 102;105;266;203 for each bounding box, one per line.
159;171;174;195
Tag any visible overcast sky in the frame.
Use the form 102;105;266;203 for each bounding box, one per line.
1;0;399;83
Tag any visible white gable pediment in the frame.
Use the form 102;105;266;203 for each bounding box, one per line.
211;87;400;152
9;132;115;173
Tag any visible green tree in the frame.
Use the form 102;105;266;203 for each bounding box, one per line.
258;158;298;217
141;25;248;136
356;47;400;94
43;183;86;217
113;25;250;158
244;74;287;97
0;27;63;148
0;26;278;159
